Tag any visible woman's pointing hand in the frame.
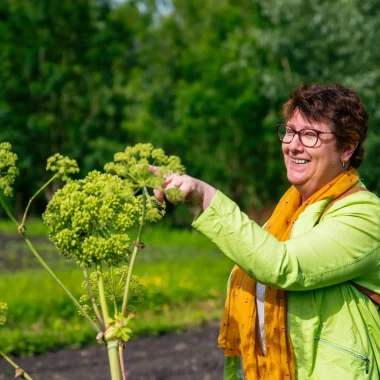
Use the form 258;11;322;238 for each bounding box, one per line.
149;165;217;210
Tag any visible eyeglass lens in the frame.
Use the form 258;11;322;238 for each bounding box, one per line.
278;125;318;147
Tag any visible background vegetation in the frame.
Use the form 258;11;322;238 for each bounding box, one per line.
1;0;380;356
1;0;380;220
0;223;233;356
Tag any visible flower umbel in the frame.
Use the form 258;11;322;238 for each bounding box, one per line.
46;153;79;182
104;143;186;193
43;171;138;267
0;143;19;197
0;302;8;325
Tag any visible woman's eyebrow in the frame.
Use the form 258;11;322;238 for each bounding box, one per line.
287;123;322;131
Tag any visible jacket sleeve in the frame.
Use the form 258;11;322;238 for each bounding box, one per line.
192;191;380;291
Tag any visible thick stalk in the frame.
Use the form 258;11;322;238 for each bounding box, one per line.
19;175;57;231
96;263;122;380
121;187;147;316
83;266;105;330
107;341;123;380
0;350;34;380
22;232;100;333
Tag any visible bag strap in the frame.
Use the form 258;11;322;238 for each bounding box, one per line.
320;186;380;307
320;186;368;219
349;281;380;307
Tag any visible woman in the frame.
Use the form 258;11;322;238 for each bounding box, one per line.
153;83;380;379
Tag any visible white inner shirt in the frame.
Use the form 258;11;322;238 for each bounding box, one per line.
256;282;266;354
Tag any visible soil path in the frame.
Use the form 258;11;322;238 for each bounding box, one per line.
0;324;225;380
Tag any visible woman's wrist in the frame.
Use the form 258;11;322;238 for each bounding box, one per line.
200;182;217;211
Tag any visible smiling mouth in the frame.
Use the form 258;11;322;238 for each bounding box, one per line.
291;158;310;164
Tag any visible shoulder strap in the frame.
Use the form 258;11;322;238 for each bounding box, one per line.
349;281;380;307
320;186;379;307
320;186;368;219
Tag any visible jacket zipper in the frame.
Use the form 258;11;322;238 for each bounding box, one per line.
315;337;369;374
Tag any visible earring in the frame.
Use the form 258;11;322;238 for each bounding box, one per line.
342;161;346;168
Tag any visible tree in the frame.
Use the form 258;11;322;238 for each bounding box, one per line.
256;0;380;194
123;0;288;216
0;0;145;213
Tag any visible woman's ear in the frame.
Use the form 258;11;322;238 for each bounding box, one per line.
341;143;358;163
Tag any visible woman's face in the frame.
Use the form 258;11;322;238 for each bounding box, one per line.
282;110;349;202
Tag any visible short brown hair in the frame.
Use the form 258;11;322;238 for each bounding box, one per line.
282;83;368;168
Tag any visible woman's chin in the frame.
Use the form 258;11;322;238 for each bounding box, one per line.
287;171;308;187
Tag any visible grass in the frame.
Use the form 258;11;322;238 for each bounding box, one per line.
0;220;233;356
0;217;217;248
0;217;49;236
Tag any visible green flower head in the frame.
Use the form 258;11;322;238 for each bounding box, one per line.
0;142;19;197
104;143;186;191
46;153;79;182
43;171;139;267
0;302;8;325
145;195;166;222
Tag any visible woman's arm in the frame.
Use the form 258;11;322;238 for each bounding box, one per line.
192;191;380;291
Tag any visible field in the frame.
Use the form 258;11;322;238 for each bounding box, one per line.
0;221;233;356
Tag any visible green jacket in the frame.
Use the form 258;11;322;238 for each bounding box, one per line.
192;185;380;380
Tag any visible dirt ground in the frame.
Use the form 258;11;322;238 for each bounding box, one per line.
0;324;224;380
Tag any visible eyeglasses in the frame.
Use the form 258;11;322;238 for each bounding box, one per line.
276;124;335;148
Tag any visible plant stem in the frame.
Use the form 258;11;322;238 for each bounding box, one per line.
110;267;118;314
0;350;34;380
119;344;127;380
97;263;123;380
0;196;19;227
96;263;110;324
83;266;105;330
107;341;123;380
22;232;101;333
121;186;147;317
19;175;57;231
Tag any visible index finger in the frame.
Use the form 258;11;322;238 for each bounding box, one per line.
148;165;160;175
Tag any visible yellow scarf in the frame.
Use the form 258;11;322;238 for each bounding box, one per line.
218;168;359;379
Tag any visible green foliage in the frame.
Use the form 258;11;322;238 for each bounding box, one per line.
0;143;19;197
0;239;233;355
122;0;287;208
255;0;380;194
0;0;145;213
121;0;380;205
105;312;134;342
1;0;380;214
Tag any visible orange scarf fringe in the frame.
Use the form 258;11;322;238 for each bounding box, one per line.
218;168;359;379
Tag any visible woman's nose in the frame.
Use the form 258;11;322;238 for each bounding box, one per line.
288;132;304;151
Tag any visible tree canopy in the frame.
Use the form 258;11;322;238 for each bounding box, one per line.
1;0;379;219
